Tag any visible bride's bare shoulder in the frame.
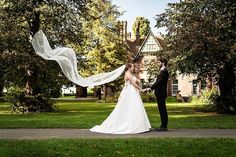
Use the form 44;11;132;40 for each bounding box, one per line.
124;71;131;81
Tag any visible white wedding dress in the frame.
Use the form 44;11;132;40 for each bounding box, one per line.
90;76;151;134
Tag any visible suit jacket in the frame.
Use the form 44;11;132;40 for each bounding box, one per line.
150;68;169;98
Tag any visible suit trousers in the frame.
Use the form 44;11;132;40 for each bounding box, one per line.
157;96;168;128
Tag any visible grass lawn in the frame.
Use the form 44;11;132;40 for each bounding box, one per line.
0;100;236;129
0;138;235;157
1;100;236;157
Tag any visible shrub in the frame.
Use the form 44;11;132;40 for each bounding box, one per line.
195;87;219;112
141;92;156;103
215;94;236;114
5;86;54;113
166;96;178;103
105;92;121;103
102;91;156;103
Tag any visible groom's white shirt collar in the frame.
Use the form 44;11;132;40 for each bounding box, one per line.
160;65;166;71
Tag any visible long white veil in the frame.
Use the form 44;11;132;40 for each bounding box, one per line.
31;30;125;87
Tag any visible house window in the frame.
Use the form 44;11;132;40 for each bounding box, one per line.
192;80;198;95
142;36;160;52
172;79;178;95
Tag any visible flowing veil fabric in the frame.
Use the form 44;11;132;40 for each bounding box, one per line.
31;30;125;87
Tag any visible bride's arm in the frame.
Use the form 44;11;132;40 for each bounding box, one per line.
136;79;141;88
125;72;142;91
135;73;142;87
129;77;142;91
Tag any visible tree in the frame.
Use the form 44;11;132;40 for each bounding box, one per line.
0;56;5;97
132;17;150;38
155;0;236;113
145;59;159;83
0;0;87;111
80;0;128;98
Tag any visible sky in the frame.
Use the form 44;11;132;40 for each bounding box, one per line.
111;0;179;35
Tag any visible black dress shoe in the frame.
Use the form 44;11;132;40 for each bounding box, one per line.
155;127;168;131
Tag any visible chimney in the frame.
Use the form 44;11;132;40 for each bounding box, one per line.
123;21;127;40
117;21;121;36
136;21;141;46
127;32;131;39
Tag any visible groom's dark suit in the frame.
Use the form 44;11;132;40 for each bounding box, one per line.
150;67;169;128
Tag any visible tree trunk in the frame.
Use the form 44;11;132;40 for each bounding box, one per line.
0;72;4;97
25;0;42;95
25;68;42;95
102;85;107;98
217;63;236;113
102;85;115;98
206;76;213;91
218;63;235;97
0;84;3;97
106;86;114;97
75;85;87;98
94;87;101;100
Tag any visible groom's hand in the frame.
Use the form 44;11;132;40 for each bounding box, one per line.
146;88;152;92
143;88;151;93
140;89;146;93
149;88;152;92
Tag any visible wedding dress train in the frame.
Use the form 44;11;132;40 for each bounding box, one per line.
90;76;151;134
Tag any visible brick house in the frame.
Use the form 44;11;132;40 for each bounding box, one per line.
121;21;202;97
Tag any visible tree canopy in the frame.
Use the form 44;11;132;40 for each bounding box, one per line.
0;0;128;102
132;17;150;38
80;0;128;91
0;0;88;96
0;0;90;111
156;0;236;113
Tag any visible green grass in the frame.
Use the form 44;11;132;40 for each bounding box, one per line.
0;138;235;157
0;101;236;157
0;100;236;129
59;95;76;98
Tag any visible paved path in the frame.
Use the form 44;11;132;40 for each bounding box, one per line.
0;129;236;140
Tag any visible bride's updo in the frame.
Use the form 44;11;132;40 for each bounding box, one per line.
124;63;133;71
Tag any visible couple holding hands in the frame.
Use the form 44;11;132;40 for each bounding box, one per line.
90;58;169;134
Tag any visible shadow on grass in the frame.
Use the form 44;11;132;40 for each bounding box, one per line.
0;101;236;129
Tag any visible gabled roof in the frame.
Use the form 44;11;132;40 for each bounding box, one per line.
125;29;166;60
126;37;145;57
136;30;164;57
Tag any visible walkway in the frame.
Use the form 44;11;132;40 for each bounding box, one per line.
0;129;236;140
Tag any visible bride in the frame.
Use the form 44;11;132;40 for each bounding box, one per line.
90;63;151;134
31;31;150;134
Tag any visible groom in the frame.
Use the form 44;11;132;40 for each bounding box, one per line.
145;57;169;131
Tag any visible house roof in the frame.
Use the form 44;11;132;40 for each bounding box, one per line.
126;29;166;59
126;37;145;57
137;30;164;56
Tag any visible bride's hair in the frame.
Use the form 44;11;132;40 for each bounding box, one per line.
124;63;133;71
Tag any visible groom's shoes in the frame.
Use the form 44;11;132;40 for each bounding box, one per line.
155;127;168;131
